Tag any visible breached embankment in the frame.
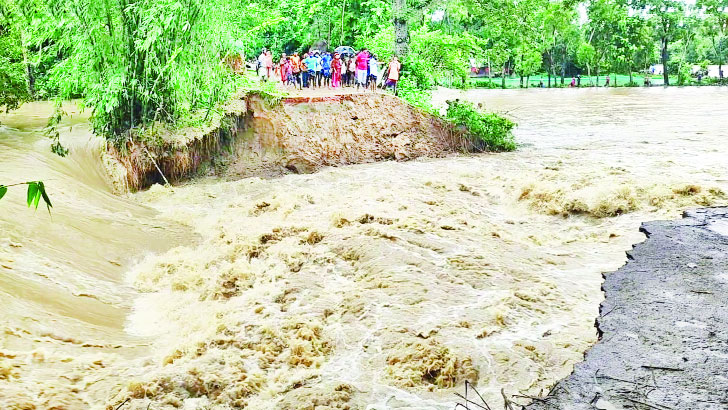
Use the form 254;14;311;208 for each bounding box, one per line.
106;92;465;191
3;88;727;410
526;207;728;410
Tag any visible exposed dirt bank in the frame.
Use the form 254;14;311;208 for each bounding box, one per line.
231;93;463;176
107;92;464;191
526;207;728;410
103;92;249;192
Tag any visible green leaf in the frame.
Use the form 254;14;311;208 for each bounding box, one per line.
33;188;41;209
38;181;53;214
27;182;38;208
0;186;6;201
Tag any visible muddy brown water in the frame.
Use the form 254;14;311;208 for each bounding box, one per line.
0;88;726;409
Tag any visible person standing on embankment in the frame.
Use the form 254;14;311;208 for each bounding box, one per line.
257;48;268;81
355;48;370;90
385;55;401;94
332;53;342;88
291;52;302;90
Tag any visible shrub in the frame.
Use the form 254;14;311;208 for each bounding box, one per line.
471;79;502;89
445;100;516;152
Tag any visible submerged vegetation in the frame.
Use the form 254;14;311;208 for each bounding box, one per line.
446;100;517;152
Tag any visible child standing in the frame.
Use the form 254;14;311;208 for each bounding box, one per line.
347;56;357;87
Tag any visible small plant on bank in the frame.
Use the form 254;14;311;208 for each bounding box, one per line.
445;100;517;152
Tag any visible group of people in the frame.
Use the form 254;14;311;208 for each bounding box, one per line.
256;48;402;93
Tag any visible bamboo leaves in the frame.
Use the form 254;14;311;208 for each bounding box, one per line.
26;181;52;213
0;181;52;214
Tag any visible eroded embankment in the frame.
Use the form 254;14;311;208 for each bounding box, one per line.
107;92;464;191
526;207;728;410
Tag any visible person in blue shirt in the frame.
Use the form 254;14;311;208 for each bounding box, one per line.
304;53;318;89
322;52;332;88
312;51;323;88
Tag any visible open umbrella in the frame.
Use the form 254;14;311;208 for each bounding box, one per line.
334;46;356;57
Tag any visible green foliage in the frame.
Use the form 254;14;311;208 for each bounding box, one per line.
446;100;516;152
397;76;434;112
471;79;504;89
0;3;30;114
0;181;53;214
45;102;69;157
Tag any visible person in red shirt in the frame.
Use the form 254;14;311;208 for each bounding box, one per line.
355;48;370;90
332;53;342;88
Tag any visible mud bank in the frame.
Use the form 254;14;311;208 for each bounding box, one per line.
109;92;464;191
233;93;463;176
526;207;728;410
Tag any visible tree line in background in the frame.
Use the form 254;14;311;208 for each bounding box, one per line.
1;0;727;143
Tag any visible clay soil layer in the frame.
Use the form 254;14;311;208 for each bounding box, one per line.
527;207;728;410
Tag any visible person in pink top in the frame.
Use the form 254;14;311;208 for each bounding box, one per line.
355;48;369;90
283;57;293;86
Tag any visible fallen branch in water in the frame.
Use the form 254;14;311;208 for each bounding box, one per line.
501;388;516;410
114;398;130;410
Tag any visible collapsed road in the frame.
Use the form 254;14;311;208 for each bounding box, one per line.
526;207;728;410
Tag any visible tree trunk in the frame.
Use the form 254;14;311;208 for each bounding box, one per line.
340;0;346;45
586;64;591;85
502;63;506;89
561;46;566;85
488;58;492;84
629;70;633;85
519;75;523;88
393;0;409;57
548;52;554;88
526;75;530;88
661;36;669;86
20;30;34;97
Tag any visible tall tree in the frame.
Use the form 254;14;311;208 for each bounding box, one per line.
698;0;728;78
630;0;685;85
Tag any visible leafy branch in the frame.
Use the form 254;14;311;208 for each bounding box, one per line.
0;181;53;214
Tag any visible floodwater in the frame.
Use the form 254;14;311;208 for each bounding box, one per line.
1;88;726;409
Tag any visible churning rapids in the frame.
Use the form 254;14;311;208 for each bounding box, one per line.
1;88;727;410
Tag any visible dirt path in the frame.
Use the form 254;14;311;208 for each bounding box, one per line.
271;79;390;99
526;207;728;410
